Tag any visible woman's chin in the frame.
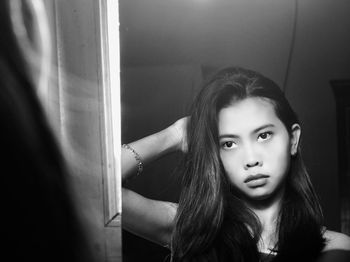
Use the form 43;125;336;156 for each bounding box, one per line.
241;186;285;206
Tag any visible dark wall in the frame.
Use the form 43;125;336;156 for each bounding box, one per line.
285;0;350;229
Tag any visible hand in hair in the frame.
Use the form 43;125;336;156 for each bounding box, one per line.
170;116;189;153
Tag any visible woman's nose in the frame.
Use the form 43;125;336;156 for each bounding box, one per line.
243;144;262;170
244;161;261;170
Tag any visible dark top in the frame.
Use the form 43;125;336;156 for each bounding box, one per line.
260;250;350;262
260;252;275;262
317;250;350;262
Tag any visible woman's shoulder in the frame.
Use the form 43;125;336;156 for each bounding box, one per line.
323;230;350;251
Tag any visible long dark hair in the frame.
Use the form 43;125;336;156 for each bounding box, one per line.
171;67;325;261
0;1;93;261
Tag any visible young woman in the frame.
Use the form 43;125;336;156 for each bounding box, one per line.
122;67;350;261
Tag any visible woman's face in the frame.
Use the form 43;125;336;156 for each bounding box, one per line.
218;97;299;202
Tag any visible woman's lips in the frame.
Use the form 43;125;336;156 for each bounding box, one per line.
244;174;269;188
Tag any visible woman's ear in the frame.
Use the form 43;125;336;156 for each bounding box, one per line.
290;124;301;156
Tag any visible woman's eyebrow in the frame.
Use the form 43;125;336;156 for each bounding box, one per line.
253;124;275;133
218;134;239;139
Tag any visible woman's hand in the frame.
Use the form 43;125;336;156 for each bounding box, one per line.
169;116;189;153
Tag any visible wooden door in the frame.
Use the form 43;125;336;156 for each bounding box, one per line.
45;1;122;261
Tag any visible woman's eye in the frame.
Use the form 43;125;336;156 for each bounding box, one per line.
257;131;272;141
221;141;236;149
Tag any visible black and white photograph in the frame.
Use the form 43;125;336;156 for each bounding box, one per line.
1;0;350;262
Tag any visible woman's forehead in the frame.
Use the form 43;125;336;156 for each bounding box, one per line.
217;97;285;135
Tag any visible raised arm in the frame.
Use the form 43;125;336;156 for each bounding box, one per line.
122;117;188;246
122;119;185;181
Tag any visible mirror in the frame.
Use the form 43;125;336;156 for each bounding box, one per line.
120;0;350;261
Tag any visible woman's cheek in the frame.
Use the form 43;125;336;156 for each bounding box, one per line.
268;138;291;176
221;152;241;184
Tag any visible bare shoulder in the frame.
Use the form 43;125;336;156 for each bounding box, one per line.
323;230;350;251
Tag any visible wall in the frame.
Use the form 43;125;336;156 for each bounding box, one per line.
285;0;350;229
120;0;296;85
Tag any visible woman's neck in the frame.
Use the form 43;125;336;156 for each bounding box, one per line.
244;187;285;253
245;185;284;222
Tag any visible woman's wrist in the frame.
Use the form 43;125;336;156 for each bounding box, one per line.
159;125;183;154
121;123;184;181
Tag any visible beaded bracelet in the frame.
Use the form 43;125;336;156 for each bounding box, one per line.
122;144;144;176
